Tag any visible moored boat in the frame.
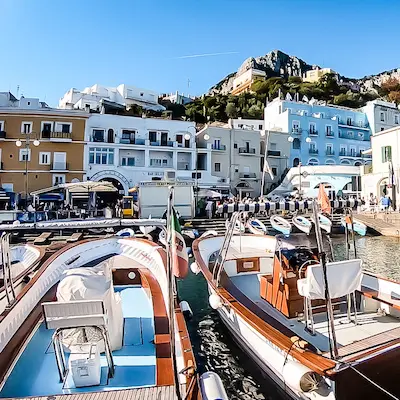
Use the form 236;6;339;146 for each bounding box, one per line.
270;215;291;235
193;216;400;399
0;234;45;313
341;216;367;236
310;213;332;234
246;218;268;235
0;234;225;399
225;218;245;234
292;215;312;235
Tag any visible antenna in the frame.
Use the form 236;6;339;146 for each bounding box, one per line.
16;85;20;98
187;78;191;90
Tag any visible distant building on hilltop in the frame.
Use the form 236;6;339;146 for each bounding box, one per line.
0;92;49;109
231;68;266;95
303;67;336;83
161;91;195;105
362;99;400;135
264;96;372;167
59;84;166;112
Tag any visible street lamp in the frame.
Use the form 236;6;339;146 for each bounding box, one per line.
15;133;40;202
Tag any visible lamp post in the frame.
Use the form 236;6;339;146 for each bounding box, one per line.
287;135;311;200
16;133;40;202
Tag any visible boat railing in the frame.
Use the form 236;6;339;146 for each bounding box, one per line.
1;232;16;307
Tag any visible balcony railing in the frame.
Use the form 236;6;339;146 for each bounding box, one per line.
211;144;226;150
239;172;257;179
41;131;72;140
267;150;281;157
339;151;360;157
326;151;335;156
119;138;146;145
149;163;172;168
291;128;302;134
309;149;319;154
177;162;191;170
338;132;369;141
150;140;174;147
338;120;369;129
51;162;68;171
309;130;318;136
326;132;335;137
239;147;256;154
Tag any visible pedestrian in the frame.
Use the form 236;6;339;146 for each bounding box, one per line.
205;198;213;220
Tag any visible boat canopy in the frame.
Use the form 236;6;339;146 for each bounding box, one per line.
276;233;332;255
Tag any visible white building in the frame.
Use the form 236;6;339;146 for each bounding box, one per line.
161;91;194;105
362;99;400;135
0;92;48;109
231;118;264;131
59;84;166;112
231;68;266;95
361;126;400;209
84;114;219;194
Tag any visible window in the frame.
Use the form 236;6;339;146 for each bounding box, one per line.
55;122;71;133
41;121;53;135
234;143;238;149
0;121;3;131
340;145;346;156
238;124;243;128
395;115;399;124
121;129;135;144
380;112;385;122
382;146;392;162
272;167;277;175
309;123;317;134
215;162;221;172
53;174;65;185
213;139;221;150
347;131;353;138
349;146;356;156
176;134;183;144
259;125;263;130
21;122;32;134
308;158;319;166
149;131;157;142
309;142;317;152
234;165;239;173
107;128;114;143
346;117;352;126
39;152;51;165
92;129;105;142
121;157;135;166
88;147;114;165
326;144;333;155
150;159;168;167
326;125;333;136
292;120;300;133
19;149;31;162
293;138;301;149
381;127;385;131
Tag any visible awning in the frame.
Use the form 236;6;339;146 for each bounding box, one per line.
61;181;117;193
39;193;64;201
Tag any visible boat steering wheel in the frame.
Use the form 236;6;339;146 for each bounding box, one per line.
298;259;320;279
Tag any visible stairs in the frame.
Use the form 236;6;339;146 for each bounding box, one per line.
185;214;343;236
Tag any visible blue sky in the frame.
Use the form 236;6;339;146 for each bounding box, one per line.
1;0;399;106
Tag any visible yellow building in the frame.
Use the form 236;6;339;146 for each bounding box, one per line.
231;68;266;95
303;68;336;83
0;108;89;196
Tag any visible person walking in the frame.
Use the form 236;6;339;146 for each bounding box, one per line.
205;198;213;219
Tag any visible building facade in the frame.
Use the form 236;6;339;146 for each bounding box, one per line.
362;99;400;135
161;91;194;105
84;114;219;194
59;84;165;112
303;68;336;83
231;68;266;95
361;126;400;209
196;124;263;197
264;97;372;167
0;107;88;195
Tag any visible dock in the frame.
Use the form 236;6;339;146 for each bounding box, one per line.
355;214;400;237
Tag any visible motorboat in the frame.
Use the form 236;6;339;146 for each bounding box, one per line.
0;236;226;399
310;213;332;234
115;227;135;237
292;216;312;235
270;215;291;236
0;235;45;313
246;218;268;235
193;215;400;399
139;215;156;235
225;218;245;234
341;217;367;236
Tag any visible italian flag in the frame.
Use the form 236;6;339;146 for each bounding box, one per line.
170;207;189;278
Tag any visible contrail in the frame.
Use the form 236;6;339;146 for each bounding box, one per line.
171;51;238;59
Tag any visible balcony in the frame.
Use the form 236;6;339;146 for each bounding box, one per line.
239;172;257;179
149;163;172;168
41;131;72;140
325;151;335;156
177;162;192;171
51;162;69;171
309;149;319;154
119;138;146;145
150;140;174;147
338;132;369;141
338;120;369;129
267;150;281;157
239;147;256;154
211;144;226;151
326;132;335;138
339;151;360;158
309;130;318;136
291;128;302;135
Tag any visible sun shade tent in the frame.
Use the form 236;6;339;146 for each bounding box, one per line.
61;181;117;193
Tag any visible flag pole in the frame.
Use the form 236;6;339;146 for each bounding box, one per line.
166;186;182;400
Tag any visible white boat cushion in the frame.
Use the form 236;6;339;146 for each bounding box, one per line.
297;259;363;300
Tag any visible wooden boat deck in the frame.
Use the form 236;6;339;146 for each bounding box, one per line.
16;384;186;400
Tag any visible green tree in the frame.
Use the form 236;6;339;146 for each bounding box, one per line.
288;76;302;84
225;102;238;118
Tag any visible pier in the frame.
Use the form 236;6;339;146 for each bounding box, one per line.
355;214;400;237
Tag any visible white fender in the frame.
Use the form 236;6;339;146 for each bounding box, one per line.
190;261;201;275
282;359;323;393
209;294;223;310
199;371;229;400
179;300;193;319
200;230;219;238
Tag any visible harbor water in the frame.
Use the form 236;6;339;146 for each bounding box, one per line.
178;235;400;399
